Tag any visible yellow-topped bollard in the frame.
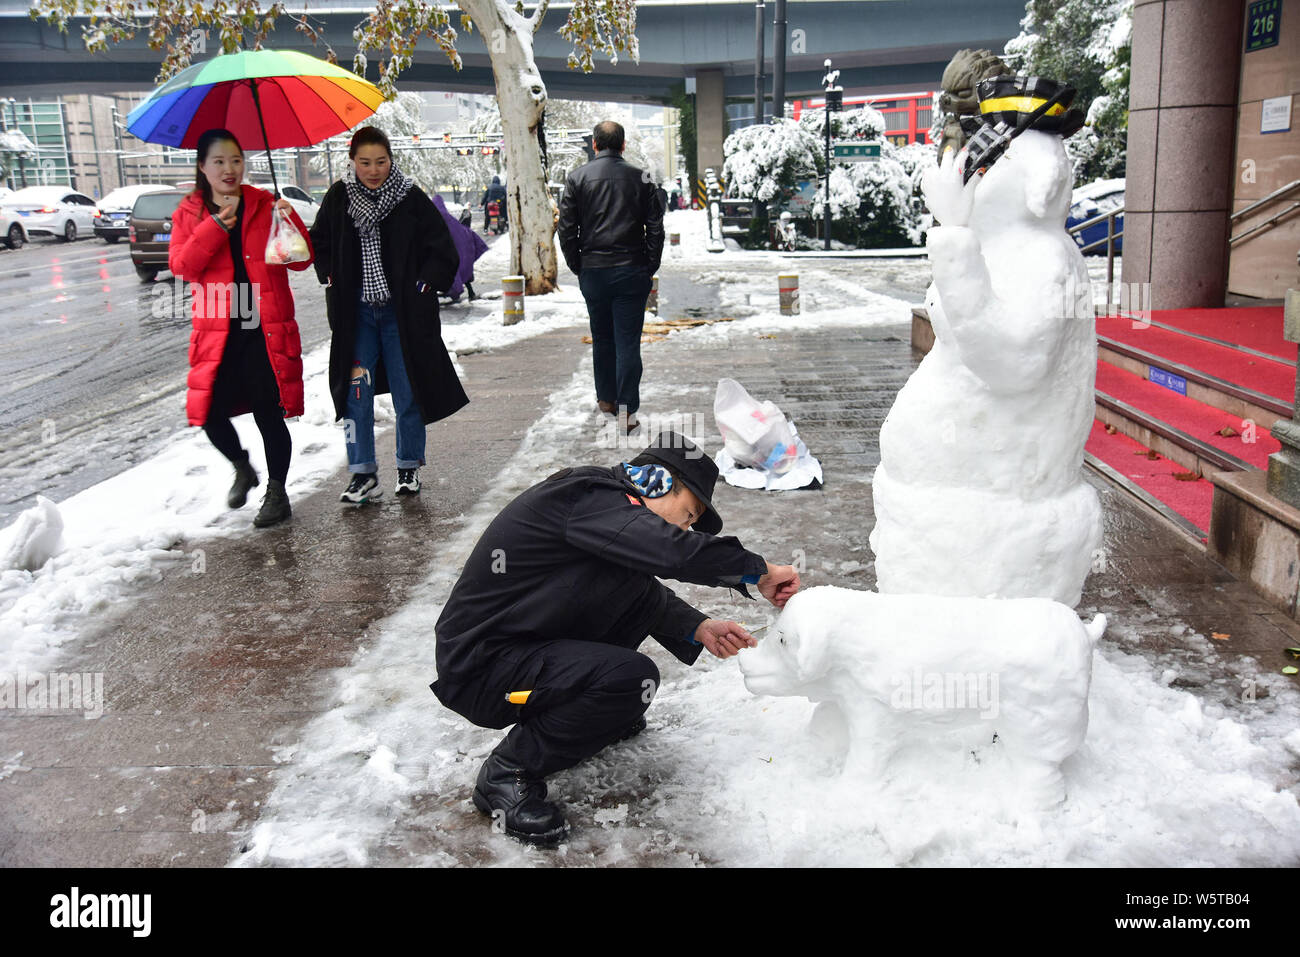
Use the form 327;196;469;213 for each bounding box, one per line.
779;274;800;315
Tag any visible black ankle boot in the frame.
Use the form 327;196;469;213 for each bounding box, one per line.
615;715;647;742
472;751;567;845
227;458;259;509
253;479;291;528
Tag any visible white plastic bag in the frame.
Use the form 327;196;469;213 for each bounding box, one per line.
265;206;310;265
714;378;799;475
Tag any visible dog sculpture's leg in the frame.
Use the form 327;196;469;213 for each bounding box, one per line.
807;701;850;764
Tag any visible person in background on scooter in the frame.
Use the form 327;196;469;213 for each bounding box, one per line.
480;175;506;232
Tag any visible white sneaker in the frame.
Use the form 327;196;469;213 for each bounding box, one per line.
341;472;381;503
395;468;421;495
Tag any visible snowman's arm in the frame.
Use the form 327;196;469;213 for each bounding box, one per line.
928;226;1060;391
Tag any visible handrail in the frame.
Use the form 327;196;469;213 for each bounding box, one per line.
1229;199;1300;246
1068;206;1124;303
1229;178;1300;222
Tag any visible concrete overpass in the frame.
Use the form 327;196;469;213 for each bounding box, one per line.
0;0;1025;101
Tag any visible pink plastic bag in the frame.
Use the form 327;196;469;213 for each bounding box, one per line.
265;207;310;265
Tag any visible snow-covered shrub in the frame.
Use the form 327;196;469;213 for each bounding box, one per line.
721;118;821;205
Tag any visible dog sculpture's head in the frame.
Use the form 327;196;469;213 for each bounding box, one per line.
738;587;838;697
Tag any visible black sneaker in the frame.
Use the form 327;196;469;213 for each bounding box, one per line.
472;751;567;846
252;479;291;527
227;458;259;509
340;472;381;504
395;468;421;495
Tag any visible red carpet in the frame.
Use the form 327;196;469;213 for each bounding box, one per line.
1094;362;1280;468
1085;420;1213;535
1096;313;1295;402
1116;306;1295;361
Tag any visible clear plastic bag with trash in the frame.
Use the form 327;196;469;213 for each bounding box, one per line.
714;378;800;475
264;207;311;265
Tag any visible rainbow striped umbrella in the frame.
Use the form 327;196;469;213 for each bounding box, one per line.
126;49;385;194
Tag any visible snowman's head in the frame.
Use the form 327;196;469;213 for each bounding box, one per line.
970;129;1073;229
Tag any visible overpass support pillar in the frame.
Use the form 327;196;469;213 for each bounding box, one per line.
694;69;726;185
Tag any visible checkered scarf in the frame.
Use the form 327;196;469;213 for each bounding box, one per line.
345;164;414;303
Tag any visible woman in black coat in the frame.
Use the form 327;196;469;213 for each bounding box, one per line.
310;126;468;503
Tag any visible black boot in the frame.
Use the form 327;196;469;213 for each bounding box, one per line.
472;751;567;845
615;715;647;742
253;479;291;528
227;457;259;509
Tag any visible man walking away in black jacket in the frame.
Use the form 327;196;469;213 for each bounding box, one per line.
558;121;665;435
430;431;800;845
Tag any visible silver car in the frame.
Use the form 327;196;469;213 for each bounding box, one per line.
4;185;98;241
93;184;174;243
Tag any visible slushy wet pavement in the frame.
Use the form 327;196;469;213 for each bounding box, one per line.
2;251;1296;863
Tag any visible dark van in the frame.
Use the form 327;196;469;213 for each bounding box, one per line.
129;189;186;282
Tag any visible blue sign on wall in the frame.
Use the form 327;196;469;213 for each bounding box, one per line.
1150;367;1188;396
1246;0;1282;52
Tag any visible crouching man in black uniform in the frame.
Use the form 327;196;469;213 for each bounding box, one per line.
431;431;800;844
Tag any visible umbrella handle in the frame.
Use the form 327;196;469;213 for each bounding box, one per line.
248;79;280;199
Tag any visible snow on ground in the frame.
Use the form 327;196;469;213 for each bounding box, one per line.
7;210;1292;866
238;344;1300;867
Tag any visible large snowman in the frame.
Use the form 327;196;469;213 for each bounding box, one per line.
869;100;1101;606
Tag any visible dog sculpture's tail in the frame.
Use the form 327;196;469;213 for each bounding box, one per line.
1084;613;1107;646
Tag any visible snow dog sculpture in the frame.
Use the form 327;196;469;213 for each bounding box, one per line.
869;124;1102;606
739;586;1106;808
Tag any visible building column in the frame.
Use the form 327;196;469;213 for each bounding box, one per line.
1123;0;1244;308
694;69;726;184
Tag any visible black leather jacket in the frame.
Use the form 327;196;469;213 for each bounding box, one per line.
558;150;665;275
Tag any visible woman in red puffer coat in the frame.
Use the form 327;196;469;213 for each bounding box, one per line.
169;128;314;527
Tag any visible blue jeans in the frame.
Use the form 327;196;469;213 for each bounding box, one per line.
579;264;652;415
346;298;425;473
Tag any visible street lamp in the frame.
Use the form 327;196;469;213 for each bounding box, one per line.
822;59;841;251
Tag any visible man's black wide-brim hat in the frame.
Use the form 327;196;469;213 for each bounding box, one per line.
630;431;724;535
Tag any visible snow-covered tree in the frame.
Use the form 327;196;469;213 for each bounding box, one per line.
721;118;821;205
31;0;643;294
1004;0;1131;182
724;106;924;248
544;98;662;186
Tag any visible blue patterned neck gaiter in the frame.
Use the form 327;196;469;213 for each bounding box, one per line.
622;462;674;499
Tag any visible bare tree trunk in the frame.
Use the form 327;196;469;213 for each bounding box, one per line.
459;0;559;294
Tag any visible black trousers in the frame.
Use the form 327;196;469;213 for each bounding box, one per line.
448;637;661;779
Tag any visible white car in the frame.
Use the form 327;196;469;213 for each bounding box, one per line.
4;185;99;241
94;184;174;243
0;206;29;250
252;183;318;228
